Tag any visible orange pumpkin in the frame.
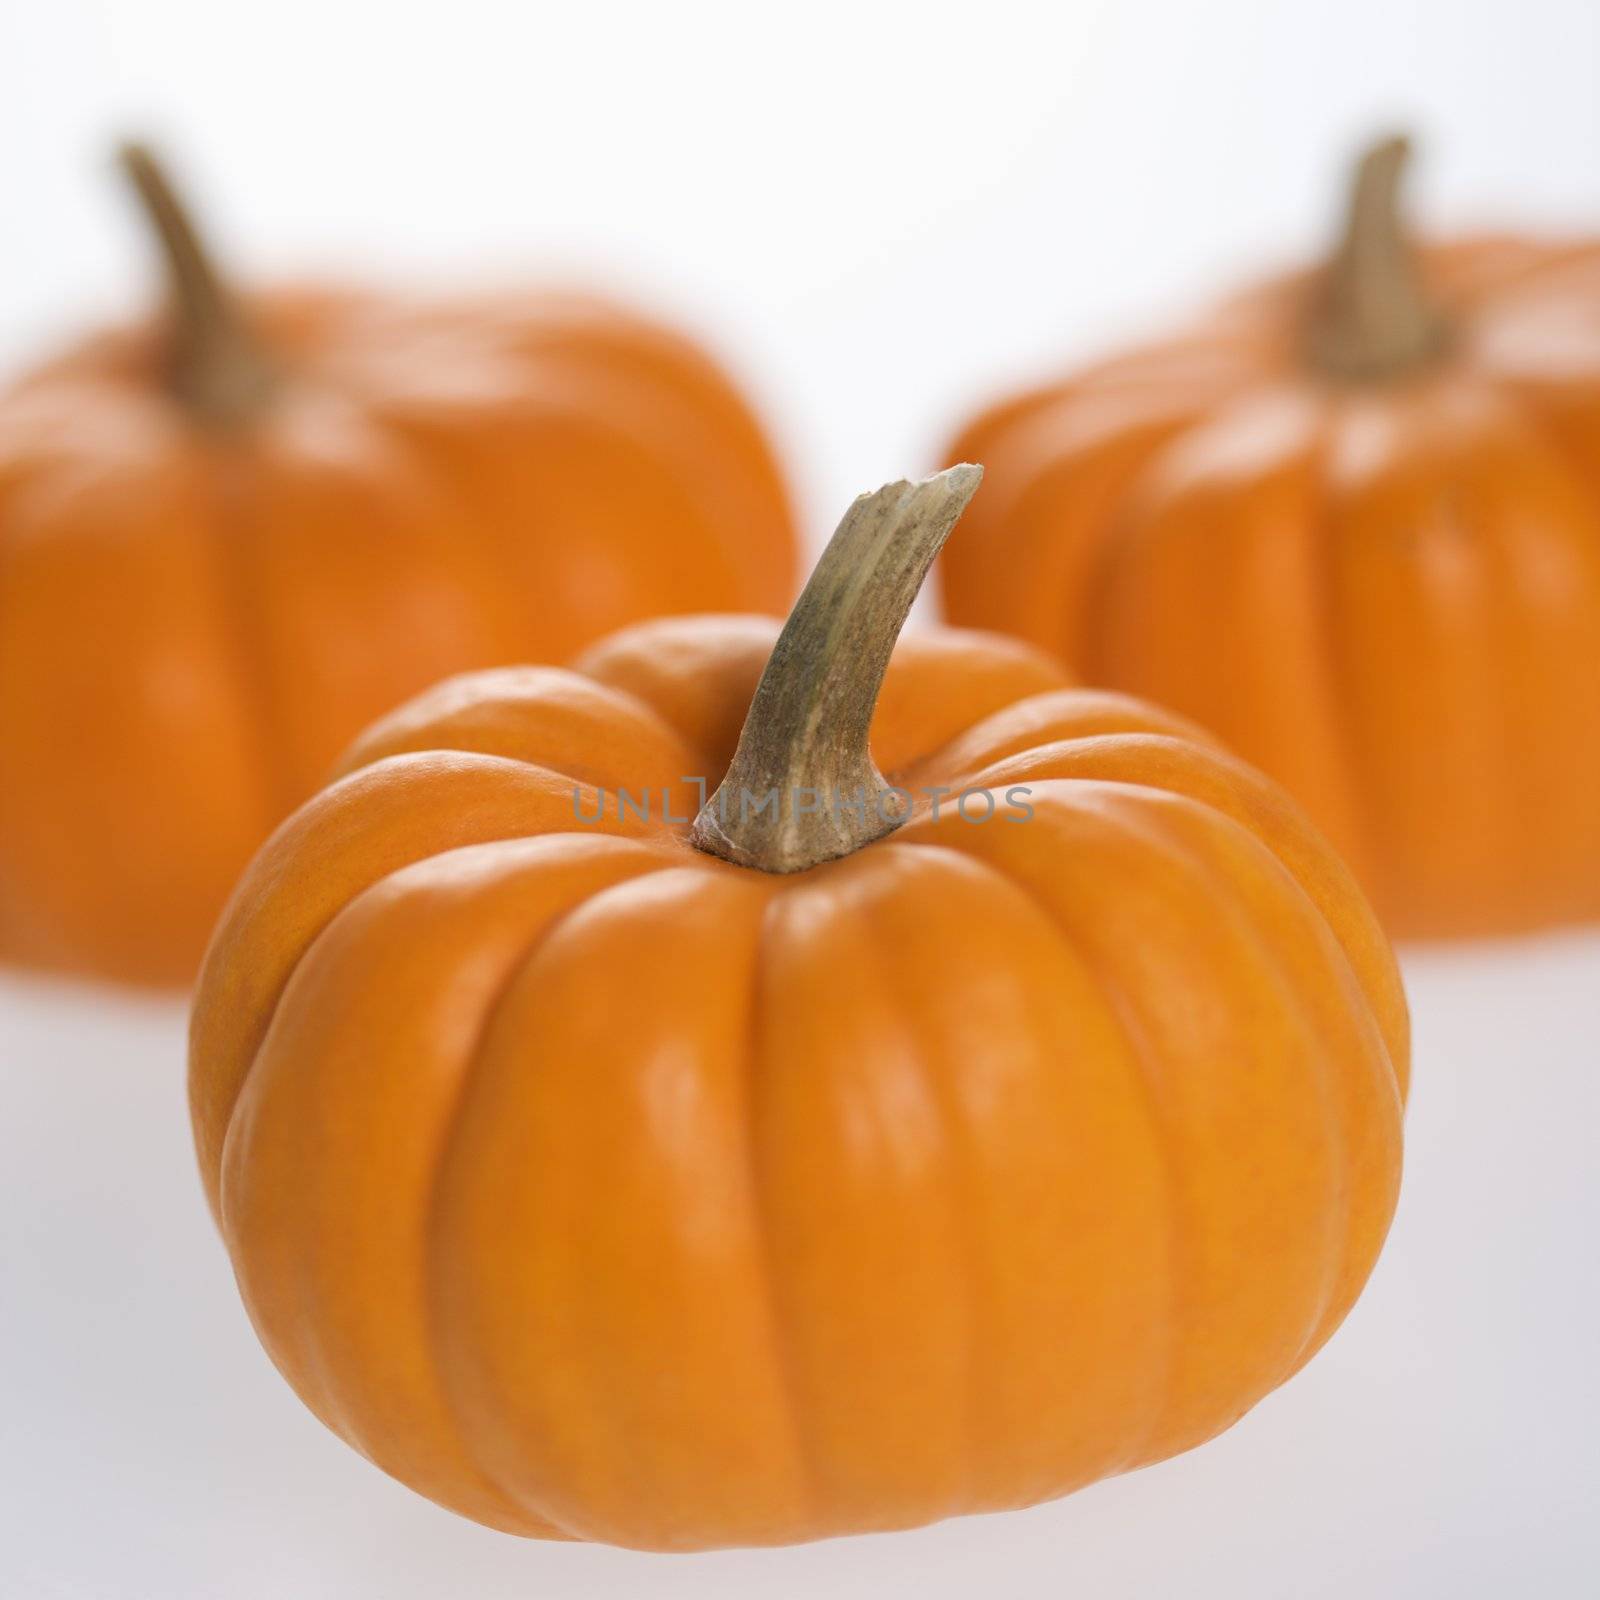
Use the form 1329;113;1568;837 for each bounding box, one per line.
191;467;1407;1550
0;145;795;987
941;136;1600;939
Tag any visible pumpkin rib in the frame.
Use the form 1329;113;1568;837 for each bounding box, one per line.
947;395;1201;652
1448;399;1550;920
224;403;536;798
1485;388;1600;921
1071;400;1208;683
432;866;812;1547
1490;373;1600;515
521;360;789;607
569;614;780;772
1380;402;1517;915
853;848;985;1515
1026;788;1356;1465
442;294;794;567
852;837;1166;1508
915;775;1399;1465
738;888;823;1524
191;754;669;1215
955;739;1408;1090
359;395;557;653
397;386;756;645
1103;788;1363;1387
1080;386;1354;838
900;813;1182;1481
755;857;979;1534
419;858;678;1541
333;664;704;801
0;447;273;980
197;444;308;826
1301;397;1382;891
225;837;676;1537
899;687;1224;788
324;293;793;618
1103;781;1404;1381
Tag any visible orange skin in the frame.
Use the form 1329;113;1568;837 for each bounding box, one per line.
190;615;1407;1551
941;238;1600;939
0;291;795;986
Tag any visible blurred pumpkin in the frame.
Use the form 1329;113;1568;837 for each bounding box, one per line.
941;135;1600;939
191;467;1406;1550
0;144;796;987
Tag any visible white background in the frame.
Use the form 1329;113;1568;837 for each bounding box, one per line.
2;2;1598;1595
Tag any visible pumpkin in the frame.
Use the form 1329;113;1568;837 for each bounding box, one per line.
0;144;796;987
190;465;1407;1551
940;135;1600;939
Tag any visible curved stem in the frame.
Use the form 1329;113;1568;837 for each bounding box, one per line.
1304;133;1449;382
118;141;277;427
691;465;983;873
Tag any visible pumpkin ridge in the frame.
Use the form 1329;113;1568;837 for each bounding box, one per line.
337;663;703;791
907;818;1182;1478
419;861;679;1541
735;884;822;1531
213;833;670;1228
364;402;543;668
1378;408;1520;918
952;752;1408;1089
197;794;667;1215
1303;400;1383;891
1468;384;1600;922
1069;402;1215;685
1447;404;1531;917
1080;785;1405;1446
199;445;306;824
442;865;808;1548
853;847;984;1515
227;839;675;1537
588;677;723;792
494;315;793;597
969;396;1196;651
919;776;1394;1464
749;859;975;1533
896;687;1222;787
1489;371;1600;508
1093;789;1364;1389
524;359;785;608
1023;788;1320;1466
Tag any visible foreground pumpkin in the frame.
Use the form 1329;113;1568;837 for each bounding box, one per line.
191;467;1407;1550
0;145;795;987
942;136;1600;939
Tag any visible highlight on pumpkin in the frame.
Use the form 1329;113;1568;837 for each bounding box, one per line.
187;465;1409;1551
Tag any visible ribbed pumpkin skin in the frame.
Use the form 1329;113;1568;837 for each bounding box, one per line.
0;291;795;986
941;238;1600;939
190;615;1407;1551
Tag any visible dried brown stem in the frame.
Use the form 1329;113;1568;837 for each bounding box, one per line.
119;141;277;426
691;465;983;872
1304;133;1449;382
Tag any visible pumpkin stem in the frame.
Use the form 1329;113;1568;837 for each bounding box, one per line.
1304;133;1449;382
118;141;278;427
691;465;983;873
